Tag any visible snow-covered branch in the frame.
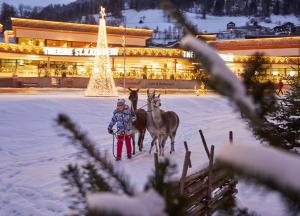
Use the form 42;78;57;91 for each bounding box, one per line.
217;144;300;197
87;190;166;216
181;35;259;122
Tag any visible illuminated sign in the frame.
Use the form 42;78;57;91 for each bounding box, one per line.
183;51;194;58
43;47;119;56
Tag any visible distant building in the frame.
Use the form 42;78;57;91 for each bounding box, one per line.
227;22;236;30
273;22;296;35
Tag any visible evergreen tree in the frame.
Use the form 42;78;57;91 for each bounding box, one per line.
295;0;300;15
0;3;17;30
214;0;225;15
225;0;234;16
243;0;250;16
240;53;300;150
273;0;280;15
267;77;300;149
109;0;124;18
249;0;258;16
262;0;270;17
201;0;207;19
241;53;277;118
282;0;291;15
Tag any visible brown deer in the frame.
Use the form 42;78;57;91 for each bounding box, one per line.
128;88;147;154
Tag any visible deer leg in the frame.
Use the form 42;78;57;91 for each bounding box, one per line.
137;131;142;152
170;134;175;154
149;137;157;155
141;129;146;150
158;136;164;156
158;138;161;156
161;136;168;157
138;129;144;152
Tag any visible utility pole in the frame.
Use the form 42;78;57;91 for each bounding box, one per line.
122;16;127;90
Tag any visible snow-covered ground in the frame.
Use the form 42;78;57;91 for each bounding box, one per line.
123;9;300;33
0;93;288;215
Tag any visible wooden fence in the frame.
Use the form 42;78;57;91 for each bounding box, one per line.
179;130;238;216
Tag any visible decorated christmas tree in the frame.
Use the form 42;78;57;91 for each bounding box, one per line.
85;7;118;97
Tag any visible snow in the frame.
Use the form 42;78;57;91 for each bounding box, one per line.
0;93;289;215
123;9;300;34
87;189;166;216
217;144;300;193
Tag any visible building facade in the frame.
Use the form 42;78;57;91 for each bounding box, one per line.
0;18;299;88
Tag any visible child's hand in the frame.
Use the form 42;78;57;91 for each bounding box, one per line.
108;128;113;134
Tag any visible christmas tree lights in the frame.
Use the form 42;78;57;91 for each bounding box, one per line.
85;7;118;97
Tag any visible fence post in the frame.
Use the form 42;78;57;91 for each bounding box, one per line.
180;150;191;195
229;131;233;144
184;141;192;168
206;145;214;216
199;129;210;159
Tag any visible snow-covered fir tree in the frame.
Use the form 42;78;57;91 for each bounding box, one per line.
268;77;300;150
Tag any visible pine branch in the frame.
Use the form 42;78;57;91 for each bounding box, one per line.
145;158;187;216
83;162;113;193
56;113;135;196
61;164;87;214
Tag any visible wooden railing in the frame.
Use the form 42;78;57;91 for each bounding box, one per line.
179;130;237;216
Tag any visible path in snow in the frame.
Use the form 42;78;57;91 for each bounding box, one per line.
0;94;286;215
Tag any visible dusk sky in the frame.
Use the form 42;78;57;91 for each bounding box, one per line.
0;0;76;7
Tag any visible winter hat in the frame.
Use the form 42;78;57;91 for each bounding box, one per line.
117;98;125;106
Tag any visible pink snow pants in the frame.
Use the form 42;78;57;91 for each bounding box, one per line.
116;134;132;158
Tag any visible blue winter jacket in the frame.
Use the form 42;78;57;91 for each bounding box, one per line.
108;105;136;135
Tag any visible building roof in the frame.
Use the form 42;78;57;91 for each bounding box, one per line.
196;34;217;41
208;36;300;50
11;18;153;38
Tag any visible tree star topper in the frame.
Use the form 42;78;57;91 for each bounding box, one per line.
100;6;106;19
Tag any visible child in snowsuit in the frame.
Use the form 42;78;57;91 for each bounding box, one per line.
108;98;136;161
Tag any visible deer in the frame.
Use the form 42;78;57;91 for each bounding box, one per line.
128;88;147;155
146;90;179;156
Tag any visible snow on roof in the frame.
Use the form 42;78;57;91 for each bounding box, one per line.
87;189;166;216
